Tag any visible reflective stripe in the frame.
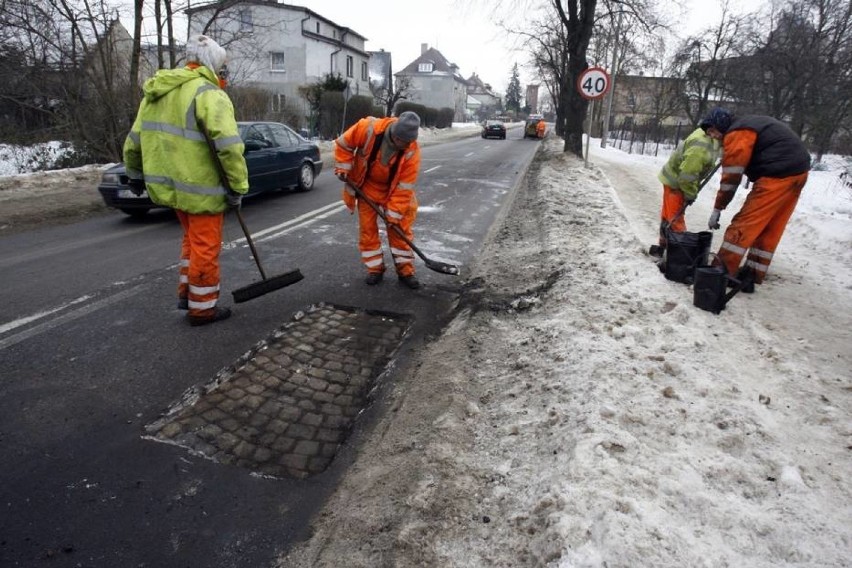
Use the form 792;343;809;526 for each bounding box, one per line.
336;137;354;152
720;241;747;255
723;166;745;174
189;283;220;295
394;257;414;265
679;173;698;181
128;131;140;144
141;120;206;142
745;259;767;272
391;248;414;257
335;162;353;170
397;182;415;190
364;258;384;268
344;187;356;196
692;140;715;150
214;135;242;151
179;275;188;284
386;209;403;221
179;259;190;267
749;247;773;260
126;167;143;179
146;174;226;196
720;183;738;192
361;249;383;258
188;299;217;310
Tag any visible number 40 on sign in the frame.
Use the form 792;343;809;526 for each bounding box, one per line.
577;67;610;100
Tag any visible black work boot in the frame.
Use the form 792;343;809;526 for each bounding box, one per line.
736;267;756;294
177;298;188;310
648;244;665;258
187;307;232;326
365;272;384;285
398;274;421;289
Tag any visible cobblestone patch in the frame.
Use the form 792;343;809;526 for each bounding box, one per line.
144;303;410;479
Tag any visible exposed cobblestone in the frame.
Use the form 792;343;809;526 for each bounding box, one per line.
144;303;409;479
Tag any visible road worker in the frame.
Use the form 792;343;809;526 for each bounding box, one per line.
650;120;721;257
334;111;423;289
124;34;248;325
702;107;811;291
536;119;546;139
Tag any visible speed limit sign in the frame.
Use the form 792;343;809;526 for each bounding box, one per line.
577;67;610;100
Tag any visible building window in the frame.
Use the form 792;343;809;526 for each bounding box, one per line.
418;62;433;73
361;61;368;81
239;9;253;33
346;55;354;78
270;52;286;72
271;93;286;112
316;22;320;34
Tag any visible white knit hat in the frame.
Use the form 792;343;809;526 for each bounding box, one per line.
186;34;227;73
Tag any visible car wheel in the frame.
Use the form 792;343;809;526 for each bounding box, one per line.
120;208;149;218
296;162;315;192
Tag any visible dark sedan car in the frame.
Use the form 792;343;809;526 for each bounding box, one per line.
481;120;507;140
98;121;323;217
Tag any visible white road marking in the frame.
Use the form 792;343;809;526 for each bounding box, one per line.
424;165;442;174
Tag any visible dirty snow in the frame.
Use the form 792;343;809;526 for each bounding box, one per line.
3;124;850;567
280;135;852;567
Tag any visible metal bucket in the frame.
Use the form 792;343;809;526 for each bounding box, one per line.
693;264;729;314
663;230;713;284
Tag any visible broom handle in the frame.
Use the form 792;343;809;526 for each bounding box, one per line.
197;118;269;281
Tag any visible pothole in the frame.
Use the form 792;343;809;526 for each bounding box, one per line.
144;303;411;479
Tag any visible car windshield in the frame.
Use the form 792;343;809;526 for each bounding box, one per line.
486;121;504;126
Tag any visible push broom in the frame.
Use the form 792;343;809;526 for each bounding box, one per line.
198;119;304;303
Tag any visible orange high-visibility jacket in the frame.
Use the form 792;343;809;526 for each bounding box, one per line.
334;117;421;220
714;115;810;211
536;120;546;138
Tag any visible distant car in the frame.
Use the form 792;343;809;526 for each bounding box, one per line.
98;121;323;217
524;118;542;139
481;120;507;140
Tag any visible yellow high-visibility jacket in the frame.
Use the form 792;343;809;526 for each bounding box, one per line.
123;65;248;214
658;127;720;200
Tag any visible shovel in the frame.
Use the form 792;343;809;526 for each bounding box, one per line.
343;179;459;275
198;119;304;303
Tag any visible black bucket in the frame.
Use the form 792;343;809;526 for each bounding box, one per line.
663;230;713;284
693;265;729;314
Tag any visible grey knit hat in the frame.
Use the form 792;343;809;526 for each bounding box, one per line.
391;111;421;143
186;34;227;73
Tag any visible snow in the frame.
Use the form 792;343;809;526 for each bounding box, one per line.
3;124;850;566
281;132;852;567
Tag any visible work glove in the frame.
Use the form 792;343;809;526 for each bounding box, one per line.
335;170;348;182
226;192;242;210
708;209;722;230
128;178;146;196
342;190;356;214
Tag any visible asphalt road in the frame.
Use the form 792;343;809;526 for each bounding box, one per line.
0;126;540;567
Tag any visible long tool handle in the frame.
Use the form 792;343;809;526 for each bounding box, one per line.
344;179;459;275
197;118;269;281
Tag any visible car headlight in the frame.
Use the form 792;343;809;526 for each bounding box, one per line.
101;173;121;184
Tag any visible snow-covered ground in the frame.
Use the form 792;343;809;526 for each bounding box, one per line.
3;124;850;566
281;134;852;567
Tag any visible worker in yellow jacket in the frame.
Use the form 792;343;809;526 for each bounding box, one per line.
334;112;423;289
651;123;721;257
124;35;248;326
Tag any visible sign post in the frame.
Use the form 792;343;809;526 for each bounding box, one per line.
576;67;611;167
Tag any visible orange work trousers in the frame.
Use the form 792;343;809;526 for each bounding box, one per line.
659;184;688;247
356;191;418;278
175;210;224;318
716;172;807;283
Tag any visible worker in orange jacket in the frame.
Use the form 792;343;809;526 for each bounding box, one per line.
536;119;546;139
334;111;423;289
701;108;811;291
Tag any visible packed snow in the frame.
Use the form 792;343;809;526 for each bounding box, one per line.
3;123;850;566
281;131;852;567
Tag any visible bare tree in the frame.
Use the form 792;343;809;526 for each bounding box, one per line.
370;74;412;117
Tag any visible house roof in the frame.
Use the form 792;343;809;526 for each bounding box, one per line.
398;46;466;83
185;1;368;41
